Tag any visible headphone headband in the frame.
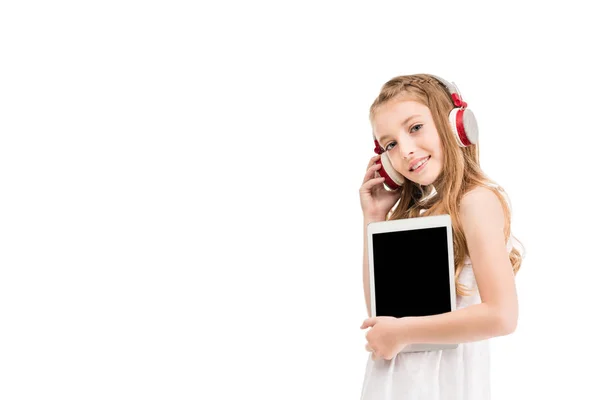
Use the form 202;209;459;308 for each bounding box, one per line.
429;75;467;108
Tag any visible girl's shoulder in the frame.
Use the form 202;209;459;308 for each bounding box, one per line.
459;185;508;232
459;185;509;243
460;185;501;210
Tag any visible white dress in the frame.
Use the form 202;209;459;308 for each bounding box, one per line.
360;237;514;400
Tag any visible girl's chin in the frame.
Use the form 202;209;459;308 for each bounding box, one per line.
407;173;439;187
413;180;435;187
409;164;442;187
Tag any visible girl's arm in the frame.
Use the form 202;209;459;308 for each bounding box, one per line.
399;187;519;344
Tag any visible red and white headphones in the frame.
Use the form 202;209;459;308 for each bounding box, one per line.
373;75;480;190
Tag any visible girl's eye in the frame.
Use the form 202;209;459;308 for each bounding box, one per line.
411;124;423;133
383;125;422;151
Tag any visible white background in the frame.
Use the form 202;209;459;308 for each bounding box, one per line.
1;1;599;399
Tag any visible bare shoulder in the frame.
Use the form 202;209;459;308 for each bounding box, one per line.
460;186;500;207
460;186;503;219
459;186;506;239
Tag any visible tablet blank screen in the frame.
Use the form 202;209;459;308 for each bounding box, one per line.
372;226;452;318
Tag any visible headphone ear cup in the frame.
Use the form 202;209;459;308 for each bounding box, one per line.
378;152;404;189
449;108;479;147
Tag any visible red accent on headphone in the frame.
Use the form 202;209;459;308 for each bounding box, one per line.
373;139;383;155
451;93;467;108
373;140;400;190
456;109;472;146
375;159;401;190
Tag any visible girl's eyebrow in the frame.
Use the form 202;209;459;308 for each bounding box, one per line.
377;114;423;143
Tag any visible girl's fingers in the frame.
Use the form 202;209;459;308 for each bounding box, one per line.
360;177;386;192
362;162;382;184
366;154;380;171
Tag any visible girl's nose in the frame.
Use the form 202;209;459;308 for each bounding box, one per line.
399;144;415;160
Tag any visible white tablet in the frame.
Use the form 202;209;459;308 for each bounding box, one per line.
367;214;458;353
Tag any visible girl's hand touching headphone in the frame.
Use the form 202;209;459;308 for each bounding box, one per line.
359;154;403;222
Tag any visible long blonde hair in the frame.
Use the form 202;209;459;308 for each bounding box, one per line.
369;74;524;297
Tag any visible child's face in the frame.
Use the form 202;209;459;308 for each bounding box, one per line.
372;99;444;186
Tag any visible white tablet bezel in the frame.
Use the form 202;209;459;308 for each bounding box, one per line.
367;214;458;353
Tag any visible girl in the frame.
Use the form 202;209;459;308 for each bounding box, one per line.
358;74;523;399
